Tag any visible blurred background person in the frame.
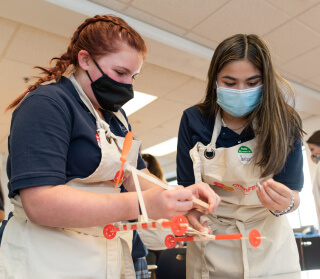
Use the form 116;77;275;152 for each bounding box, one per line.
142;154;166;183
307;130;320;232
140;153;170;268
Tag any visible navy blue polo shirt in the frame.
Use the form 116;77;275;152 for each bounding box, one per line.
7;76;146;198
177;106;304;191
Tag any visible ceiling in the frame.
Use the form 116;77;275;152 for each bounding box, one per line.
1;0;320;178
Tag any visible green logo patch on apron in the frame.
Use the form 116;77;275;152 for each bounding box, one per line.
238;146;253;165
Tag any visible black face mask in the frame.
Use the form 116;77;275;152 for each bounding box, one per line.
86;59;134;112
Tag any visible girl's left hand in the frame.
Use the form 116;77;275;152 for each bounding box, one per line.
187;182;221;214
256;178;296;212
185;209;212;234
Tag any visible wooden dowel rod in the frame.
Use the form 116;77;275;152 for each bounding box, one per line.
241;237;266;240
131;167;210;209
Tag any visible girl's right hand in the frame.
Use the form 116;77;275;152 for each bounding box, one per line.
143;187;194;220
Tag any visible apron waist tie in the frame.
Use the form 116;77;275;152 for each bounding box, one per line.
11;198;136;279
13;202;107;237
199;216;252;279
13;203;136;279
236;220;250;279
120;238;136;279
200;241;211;279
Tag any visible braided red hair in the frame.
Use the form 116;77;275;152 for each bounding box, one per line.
7;14;147;110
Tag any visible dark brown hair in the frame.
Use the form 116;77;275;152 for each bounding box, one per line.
197;34;303;177
142;154;166;182
7;14;147;110
307;130;320;146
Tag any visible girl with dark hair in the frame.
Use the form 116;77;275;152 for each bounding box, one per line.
307;130;320;163
177;34;304;278
140;154;168;268
0;15;219;278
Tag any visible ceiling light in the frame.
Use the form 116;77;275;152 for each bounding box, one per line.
142;137;178;157
122;91;157;116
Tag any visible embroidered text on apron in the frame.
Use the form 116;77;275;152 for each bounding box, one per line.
187;112;300;279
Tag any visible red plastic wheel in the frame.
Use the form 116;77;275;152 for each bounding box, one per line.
165;234;176;249
171;215;188;236
103;224;117;239
249;229;261;247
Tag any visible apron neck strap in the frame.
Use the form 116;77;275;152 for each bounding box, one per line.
208;111;222;150
69;74;111;132
113;111;129;132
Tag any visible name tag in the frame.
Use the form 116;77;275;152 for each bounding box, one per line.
238;146;253;165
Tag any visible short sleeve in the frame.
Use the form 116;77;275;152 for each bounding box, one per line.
9;94;72;194
177;111;196;187
273;140;304;191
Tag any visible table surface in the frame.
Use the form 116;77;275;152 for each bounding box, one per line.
251;270;320;279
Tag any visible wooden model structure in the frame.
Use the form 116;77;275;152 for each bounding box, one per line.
103;132;264;249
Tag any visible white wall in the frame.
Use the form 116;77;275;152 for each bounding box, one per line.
294;115;320;231
302;115;320;179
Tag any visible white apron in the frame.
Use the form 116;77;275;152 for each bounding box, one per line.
0;75;140;279
312;163;320;231
187;112;300;279
138;221;169;251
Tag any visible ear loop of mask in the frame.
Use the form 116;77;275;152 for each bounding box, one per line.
85;57;105;82
91;58;105;75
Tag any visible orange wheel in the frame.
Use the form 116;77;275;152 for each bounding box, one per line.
171;215;188;236
249;229;261;247
103;224;117;239
165;234;176;249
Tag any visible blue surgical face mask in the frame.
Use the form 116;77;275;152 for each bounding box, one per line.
216;83;263;117
314;155;320;164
